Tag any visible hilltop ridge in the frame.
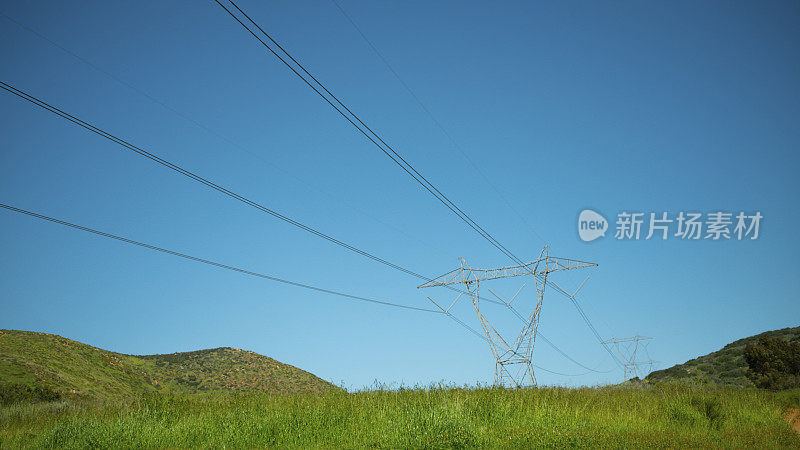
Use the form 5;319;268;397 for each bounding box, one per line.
0;329;336;399
646;326;800;387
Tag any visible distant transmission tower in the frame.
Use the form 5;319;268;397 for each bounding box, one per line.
419;246;596;387
602;335;655;380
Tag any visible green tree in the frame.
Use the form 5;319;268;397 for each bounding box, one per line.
744;337;800;390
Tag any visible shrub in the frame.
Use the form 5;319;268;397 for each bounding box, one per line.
744;337;800;390
0;383;62;405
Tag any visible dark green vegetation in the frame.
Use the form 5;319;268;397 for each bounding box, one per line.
0;329;336;400
0;383;61;406
745;336;800;390
0;386;798;448
647;326;800;388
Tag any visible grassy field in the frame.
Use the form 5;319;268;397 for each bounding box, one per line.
3;329;799;447
1;385;798;448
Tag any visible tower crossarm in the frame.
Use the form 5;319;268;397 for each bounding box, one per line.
540;256;598;274
602;335;653;344
418;257;597;289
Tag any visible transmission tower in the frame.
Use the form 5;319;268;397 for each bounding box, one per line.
602;335;655;380
419;246;596;387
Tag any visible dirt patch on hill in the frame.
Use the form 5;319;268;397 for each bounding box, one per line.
786;409;800;434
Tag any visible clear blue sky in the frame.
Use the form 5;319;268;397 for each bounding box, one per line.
1;1;798;389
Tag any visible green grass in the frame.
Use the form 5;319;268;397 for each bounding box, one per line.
3;329;799;447
1;385;798;448
647;326;800;387
0;330;336;399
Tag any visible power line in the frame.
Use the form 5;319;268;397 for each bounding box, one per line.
330;0;547;248
0;80;428;281
2;201;589;376
0;80;610;378
545;280;624;367
446;310;594;377
498;297;616;373
0;10;456;261
3;3;618;377
327;2;621;372
213;0;620;369
0;80;524;339
487;291;615;373
536;331;614;374
0;202;439;313
3;6;616;374
214;0;522;265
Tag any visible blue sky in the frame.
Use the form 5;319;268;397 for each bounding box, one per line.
1;0;798;389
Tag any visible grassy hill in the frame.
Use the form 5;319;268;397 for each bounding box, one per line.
0;329;336;399
647;326;800;387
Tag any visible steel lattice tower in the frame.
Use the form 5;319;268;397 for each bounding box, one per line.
419;246;596;387
602;335;655;380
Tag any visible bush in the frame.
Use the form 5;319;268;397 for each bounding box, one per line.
744;337;800;390
0;383;62;405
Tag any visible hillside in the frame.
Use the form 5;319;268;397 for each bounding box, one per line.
0;329;336;399
647;326;800;387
